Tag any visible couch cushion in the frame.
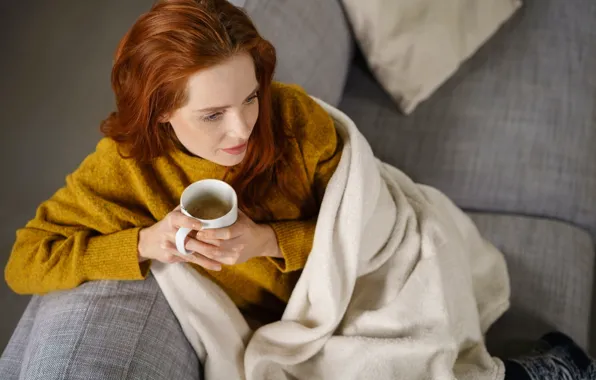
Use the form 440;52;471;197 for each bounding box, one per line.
339;0;596;235
467;213;594;356
244;0;353;106
339;0;520;114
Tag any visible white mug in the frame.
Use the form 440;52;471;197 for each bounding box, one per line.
175;179;238;255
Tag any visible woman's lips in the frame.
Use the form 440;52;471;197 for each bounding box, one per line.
222;143;247;155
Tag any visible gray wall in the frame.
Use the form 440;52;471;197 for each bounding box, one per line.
0;0;155;350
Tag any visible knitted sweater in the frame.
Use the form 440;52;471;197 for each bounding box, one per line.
5;82;341;322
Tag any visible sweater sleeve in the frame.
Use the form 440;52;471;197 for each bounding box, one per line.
5;139;154;295
268;219;317;272
267;85;342;272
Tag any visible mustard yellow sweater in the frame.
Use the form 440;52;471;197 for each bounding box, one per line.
5;83;341;322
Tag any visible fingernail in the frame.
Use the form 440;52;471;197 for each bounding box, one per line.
212;265;222;271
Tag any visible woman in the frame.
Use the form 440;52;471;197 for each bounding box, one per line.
1;1;593;379
7;0;340;323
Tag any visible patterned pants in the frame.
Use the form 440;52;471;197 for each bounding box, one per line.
504;333;596;380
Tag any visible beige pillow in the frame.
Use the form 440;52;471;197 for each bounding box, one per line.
340;0;522;114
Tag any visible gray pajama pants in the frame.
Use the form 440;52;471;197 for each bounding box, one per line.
0;275;202;380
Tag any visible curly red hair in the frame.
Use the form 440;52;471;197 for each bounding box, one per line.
101;0;308;219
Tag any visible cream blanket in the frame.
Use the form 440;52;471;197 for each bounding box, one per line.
151;99;510;380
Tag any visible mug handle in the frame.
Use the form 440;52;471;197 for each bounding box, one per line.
175;227;193;255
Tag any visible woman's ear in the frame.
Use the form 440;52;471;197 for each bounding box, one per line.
158;113;170;123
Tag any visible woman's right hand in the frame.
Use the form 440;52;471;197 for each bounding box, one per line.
137;206;227;271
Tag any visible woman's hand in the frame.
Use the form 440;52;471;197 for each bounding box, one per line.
137;206;230;271
195;210;281;265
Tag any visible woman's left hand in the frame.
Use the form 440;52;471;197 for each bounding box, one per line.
195;210;281;265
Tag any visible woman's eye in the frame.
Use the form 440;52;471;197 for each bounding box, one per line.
245;93;258;104
201;112;223;122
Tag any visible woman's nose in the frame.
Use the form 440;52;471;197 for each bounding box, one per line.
227;111;252;139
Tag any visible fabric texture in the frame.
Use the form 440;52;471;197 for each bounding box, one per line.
504;332;596;379
339;0;521;114
151;98;511;380
339;0;596;237
5;82;341;325
469;213;594;356
0;275;201;380
228;0;246;6
244;0;353;106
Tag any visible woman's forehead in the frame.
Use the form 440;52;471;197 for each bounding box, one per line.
184;53;258;111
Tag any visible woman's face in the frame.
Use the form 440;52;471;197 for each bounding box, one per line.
166;53;260;167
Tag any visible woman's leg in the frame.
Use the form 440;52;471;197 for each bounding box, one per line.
503;332;596;380
0;275;201;380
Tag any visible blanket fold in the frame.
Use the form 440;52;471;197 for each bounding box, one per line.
151;99;510;380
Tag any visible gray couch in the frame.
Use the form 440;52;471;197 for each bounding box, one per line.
0;0;594;362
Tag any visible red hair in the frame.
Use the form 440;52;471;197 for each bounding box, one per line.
101;0;309;219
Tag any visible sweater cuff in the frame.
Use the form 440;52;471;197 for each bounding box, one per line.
267;220;316;273
83;228;150;281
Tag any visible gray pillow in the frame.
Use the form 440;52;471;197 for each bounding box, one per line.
243;0;353;106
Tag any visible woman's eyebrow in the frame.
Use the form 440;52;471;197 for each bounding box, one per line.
193;84;260;113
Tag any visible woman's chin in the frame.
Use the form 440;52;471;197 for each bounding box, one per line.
213;150;246;167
